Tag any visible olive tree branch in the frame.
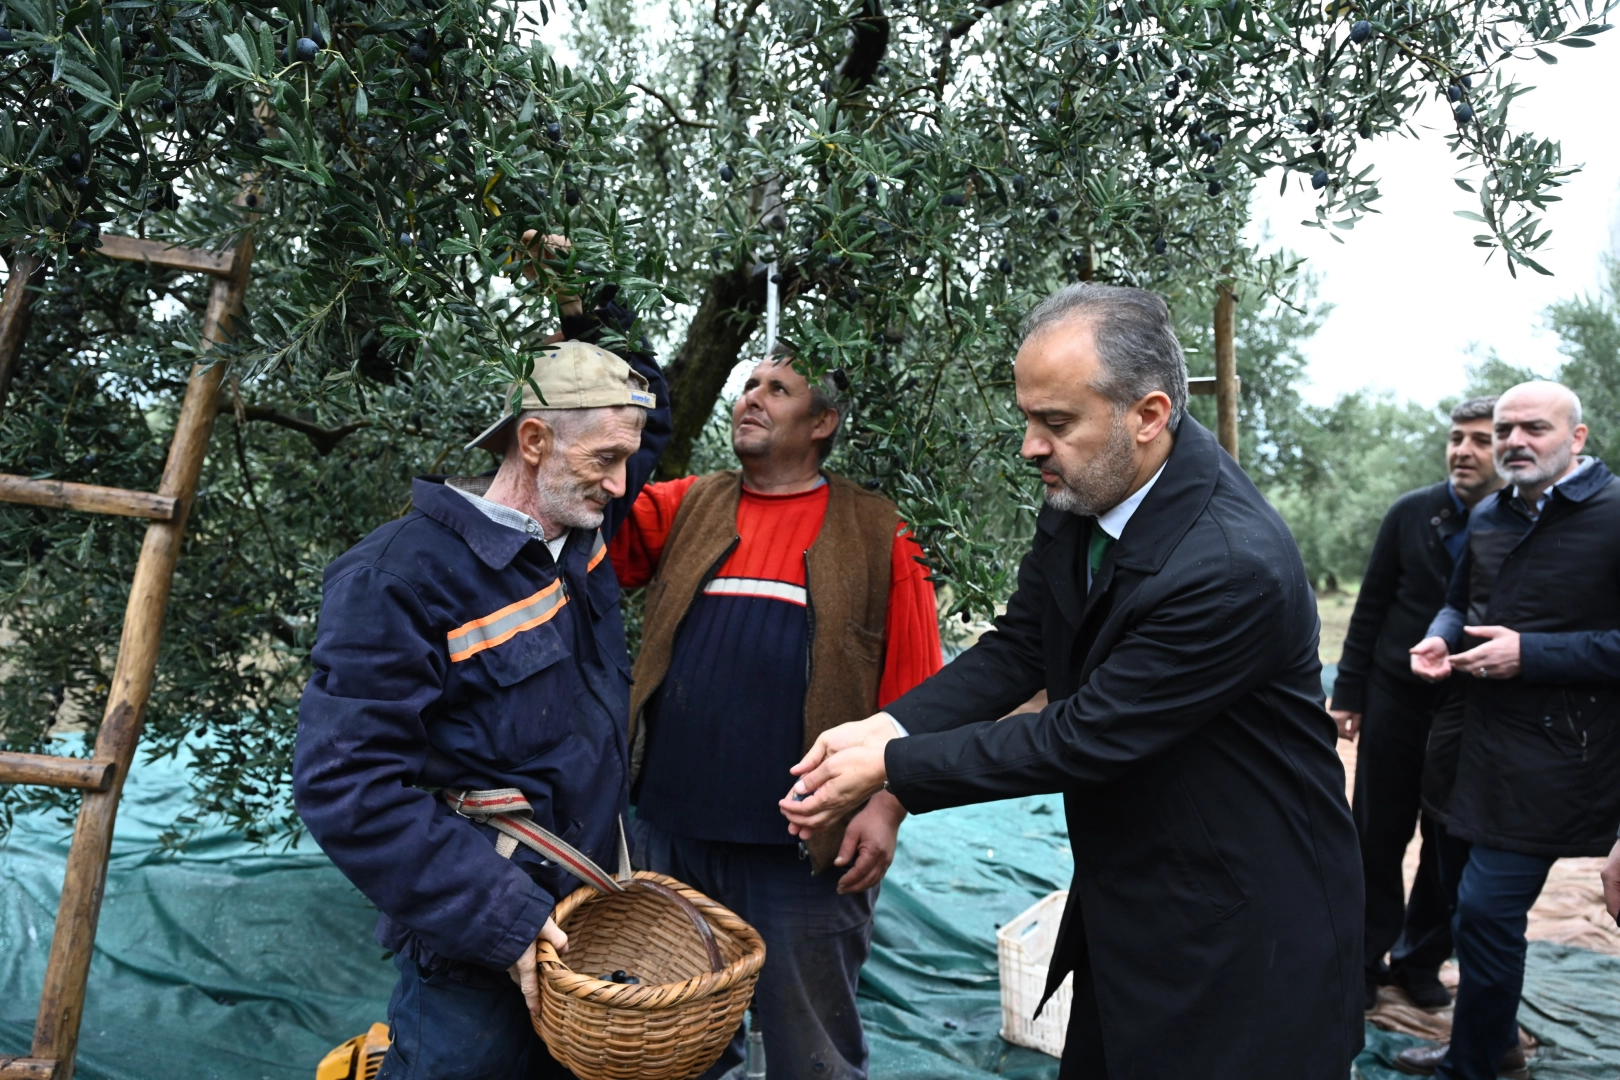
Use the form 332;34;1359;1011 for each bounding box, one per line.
632;82;718;128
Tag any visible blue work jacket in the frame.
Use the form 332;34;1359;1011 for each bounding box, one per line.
294;354;669;972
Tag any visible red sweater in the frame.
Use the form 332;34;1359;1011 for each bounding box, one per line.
609;476;943;843
610;476;943;706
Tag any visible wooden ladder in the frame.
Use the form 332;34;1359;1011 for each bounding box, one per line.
0;232;254;1080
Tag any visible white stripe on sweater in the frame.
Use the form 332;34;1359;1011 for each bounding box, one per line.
702;577;808;606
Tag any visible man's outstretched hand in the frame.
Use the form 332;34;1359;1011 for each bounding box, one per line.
1410;636;1453;682
508;916;568;1017
1451;625;1522;680
1326;698;1362;741
780;713;901;837
835;790;908;894
519;230;584;319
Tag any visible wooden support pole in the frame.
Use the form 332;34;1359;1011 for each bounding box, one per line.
28;233;253;1080
1213;282;1239;461
0;476;179;520
0;253;47;417
0;753;115;792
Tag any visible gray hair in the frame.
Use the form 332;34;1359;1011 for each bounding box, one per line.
807;375;845;463
1450;396;1498;423
507;405;641;457
1019;283;1189;427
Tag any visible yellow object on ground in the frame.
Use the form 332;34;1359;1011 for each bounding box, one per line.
315;1023;390;1080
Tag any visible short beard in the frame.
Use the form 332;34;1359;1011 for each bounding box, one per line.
731;428;768;461
1496;441;1573;490
535;453;608;532
1040;411;1137;518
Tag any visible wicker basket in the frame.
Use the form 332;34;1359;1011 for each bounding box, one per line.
533;870;766;1080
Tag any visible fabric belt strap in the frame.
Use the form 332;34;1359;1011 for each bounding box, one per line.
443;787;632;894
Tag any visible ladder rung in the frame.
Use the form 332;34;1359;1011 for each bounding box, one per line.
0;752;115;791
95;234;237;278
0;1057;59;1079
0;475;178;520
1187;376;1241;396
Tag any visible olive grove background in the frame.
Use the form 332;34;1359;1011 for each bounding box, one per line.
1;0;1614;838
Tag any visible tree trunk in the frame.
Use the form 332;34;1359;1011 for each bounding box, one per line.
657;262;768;479
0;253;47;417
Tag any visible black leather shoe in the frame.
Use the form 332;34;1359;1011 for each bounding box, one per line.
1392;1042;1529;1079
1393;966;1453;1010
1393;1043;1447;1075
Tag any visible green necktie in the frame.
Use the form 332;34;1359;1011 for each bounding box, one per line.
1088;523;1114;581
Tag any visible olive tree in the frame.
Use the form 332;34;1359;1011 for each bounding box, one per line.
0;0;1610;838
569;0;1612;605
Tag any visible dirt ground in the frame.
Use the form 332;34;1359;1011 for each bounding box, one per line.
1316;590;1620;960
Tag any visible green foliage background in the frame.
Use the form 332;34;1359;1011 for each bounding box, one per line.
1261;254;1620;592
1;0;1616;839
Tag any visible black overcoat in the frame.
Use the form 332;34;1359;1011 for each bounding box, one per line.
884;419;1364;1079
1435;461;1620;857
1331;480;1465;714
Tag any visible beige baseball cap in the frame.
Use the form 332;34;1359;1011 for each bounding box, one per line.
467;340;658;452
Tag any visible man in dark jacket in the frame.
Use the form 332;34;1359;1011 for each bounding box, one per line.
1331;396;1502;1009
294;265;670;1078
1402;381;1620;1080
780;283;1364;1079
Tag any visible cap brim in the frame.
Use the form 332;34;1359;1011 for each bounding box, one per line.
467;413;516;453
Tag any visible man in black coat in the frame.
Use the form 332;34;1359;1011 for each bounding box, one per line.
779;283;1364;1079
1402;381;1620;1080
1330;396;1502;1009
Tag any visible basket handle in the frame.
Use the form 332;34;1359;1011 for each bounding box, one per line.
631;877;724;974
532;879;724;976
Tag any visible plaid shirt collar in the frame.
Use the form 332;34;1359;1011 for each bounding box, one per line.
444;478;570;565
448;481;548;540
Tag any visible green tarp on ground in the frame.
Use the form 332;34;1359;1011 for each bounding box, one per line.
3;744;1618;1079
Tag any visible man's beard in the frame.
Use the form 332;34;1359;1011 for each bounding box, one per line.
535;455;608;532
731;417;770;460
1039;413;1137;518
1496;440;1573;490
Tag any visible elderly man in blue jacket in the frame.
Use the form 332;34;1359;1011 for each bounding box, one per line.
294;268;669;1078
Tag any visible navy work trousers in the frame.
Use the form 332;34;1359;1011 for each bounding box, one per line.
1435;844;1555;1080
631;818;877;1080
375;952;576;1080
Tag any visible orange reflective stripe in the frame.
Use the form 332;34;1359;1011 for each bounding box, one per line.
587;529;606;572
446;580;567;662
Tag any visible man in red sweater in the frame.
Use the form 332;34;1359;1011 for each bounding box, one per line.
610;355;941;1080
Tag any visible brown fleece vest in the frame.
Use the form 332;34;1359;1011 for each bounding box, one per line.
629;470;898;872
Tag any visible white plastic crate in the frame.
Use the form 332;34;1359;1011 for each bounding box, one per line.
997;890;1073;1058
